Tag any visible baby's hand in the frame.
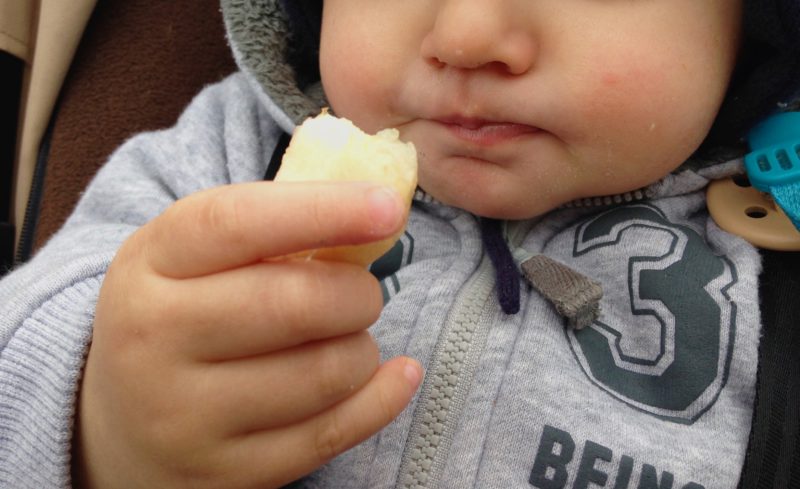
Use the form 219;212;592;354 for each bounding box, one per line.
73;181;422;489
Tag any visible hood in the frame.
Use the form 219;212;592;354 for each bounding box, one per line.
220;0;324;133
220;0;800;169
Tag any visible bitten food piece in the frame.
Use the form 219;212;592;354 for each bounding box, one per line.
276;111;418;266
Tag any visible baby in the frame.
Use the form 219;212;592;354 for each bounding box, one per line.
2;0;799;488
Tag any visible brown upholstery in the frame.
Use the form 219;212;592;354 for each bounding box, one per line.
33;0;236;251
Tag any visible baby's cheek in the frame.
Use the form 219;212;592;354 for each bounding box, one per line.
321;19;408;136
324;64;394;135
586;64;697;145
572;64;701;187
584;65;668;131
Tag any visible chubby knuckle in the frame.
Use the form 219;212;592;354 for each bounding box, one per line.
363;276;385;323
114;227;149;267
146;417;183;455
317;266;383;327
313;412;347;463
355;331;381;367
193;191;248;245
315;333;379;402
163;448;222;488
321;331;380;400
298;263;331;299
145;406;217;471
143;412;193;461
306;193;333;244
136;281;183;334
126;216;175;278
97;285;163;356
284;264;353;333
272;270;322;339
313;342;349;400
304;266;340;311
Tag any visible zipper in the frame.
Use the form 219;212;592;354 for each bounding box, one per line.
560;187;652;209
392;215;597;487
14;83;60;265
14;116;55;265
395;254;497;489
394;220;533;489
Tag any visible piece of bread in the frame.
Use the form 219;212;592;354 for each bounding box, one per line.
276;111;418;266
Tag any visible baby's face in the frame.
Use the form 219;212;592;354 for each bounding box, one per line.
320;0;742;219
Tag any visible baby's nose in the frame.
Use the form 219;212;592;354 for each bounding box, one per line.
420;0;537;75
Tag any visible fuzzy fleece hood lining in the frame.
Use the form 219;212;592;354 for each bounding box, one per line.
221;0;325;131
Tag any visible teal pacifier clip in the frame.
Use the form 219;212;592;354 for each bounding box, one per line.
744;112;800;231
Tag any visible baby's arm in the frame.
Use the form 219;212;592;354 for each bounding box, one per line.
0;74;420;489
73;180;421;489
0;77;252;488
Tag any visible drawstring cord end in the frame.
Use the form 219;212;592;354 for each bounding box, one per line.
480;217;603;327
480;218;521;314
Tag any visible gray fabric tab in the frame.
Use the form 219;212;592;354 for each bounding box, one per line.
520;254;602;329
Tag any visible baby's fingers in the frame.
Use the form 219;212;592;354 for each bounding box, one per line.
142;181;404;278
234;357;423;488
175;259;384;360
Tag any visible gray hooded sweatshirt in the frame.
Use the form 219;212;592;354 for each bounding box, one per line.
1;1;798;488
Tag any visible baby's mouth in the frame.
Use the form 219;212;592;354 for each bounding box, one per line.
435;116;541;146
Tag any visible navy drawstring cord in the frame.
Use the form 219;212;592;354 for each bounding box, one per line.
480;218;520;314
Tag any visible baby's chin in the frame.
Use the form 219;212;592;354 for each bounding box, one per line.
420;183;566;221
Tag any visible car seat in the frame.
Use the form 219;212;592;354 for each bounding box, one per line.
4;0;236;269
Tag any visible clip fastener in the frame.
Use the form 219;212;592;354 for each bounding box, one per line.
744;112;800;230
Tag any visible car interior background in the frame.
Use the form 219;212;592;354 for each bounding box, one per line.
2;0;235;276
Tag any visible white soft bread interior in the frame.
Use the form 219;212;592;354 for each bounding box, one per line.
276;111;418;266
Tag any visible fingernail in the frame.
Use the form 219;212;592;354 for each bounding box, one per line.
403;359;423;390
367;186;403;235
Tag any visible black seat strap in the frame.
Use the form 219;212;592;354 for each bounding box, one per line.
0;52;24;275
264;131;291;181
739;249;800;489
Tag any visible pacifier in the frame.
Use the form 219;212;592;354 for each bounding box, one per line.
707;112;800;250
